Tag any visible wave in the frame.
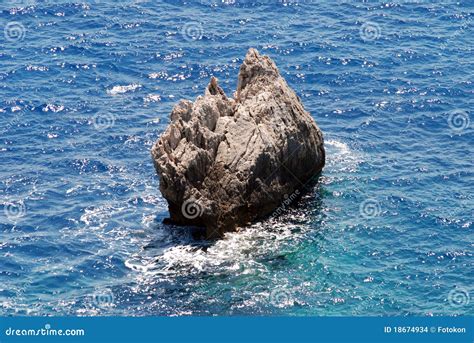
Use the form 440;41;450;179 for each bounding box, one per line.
106;84;142;95
324;139;362;173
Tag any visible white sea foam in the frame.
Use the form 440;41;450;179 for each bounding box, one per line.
125;216;307;280
43;104;65;112
144;94;161;103
325;139;362;173
106;83;141;95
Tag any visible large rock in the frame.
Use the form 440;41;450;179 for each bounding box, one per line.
151;48;325;238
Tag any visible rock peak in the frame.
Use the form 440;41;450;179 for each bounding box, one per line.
151;49;325;239
205;76;226;98
237;48;279;100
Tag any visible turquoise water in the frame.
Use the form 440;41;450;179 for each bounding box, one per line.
0;1;472;316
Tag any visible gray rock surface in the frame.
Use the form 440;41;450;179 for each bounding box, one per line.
151;48;325;238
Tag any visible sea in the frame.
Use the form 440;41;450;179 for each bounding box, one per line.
0;0;472;316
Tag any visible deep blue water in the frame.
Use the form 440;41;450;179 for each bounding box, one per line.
0;1;472;316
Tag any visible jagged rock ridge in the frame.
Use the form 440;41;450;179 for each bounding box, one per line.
152;48;325;238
